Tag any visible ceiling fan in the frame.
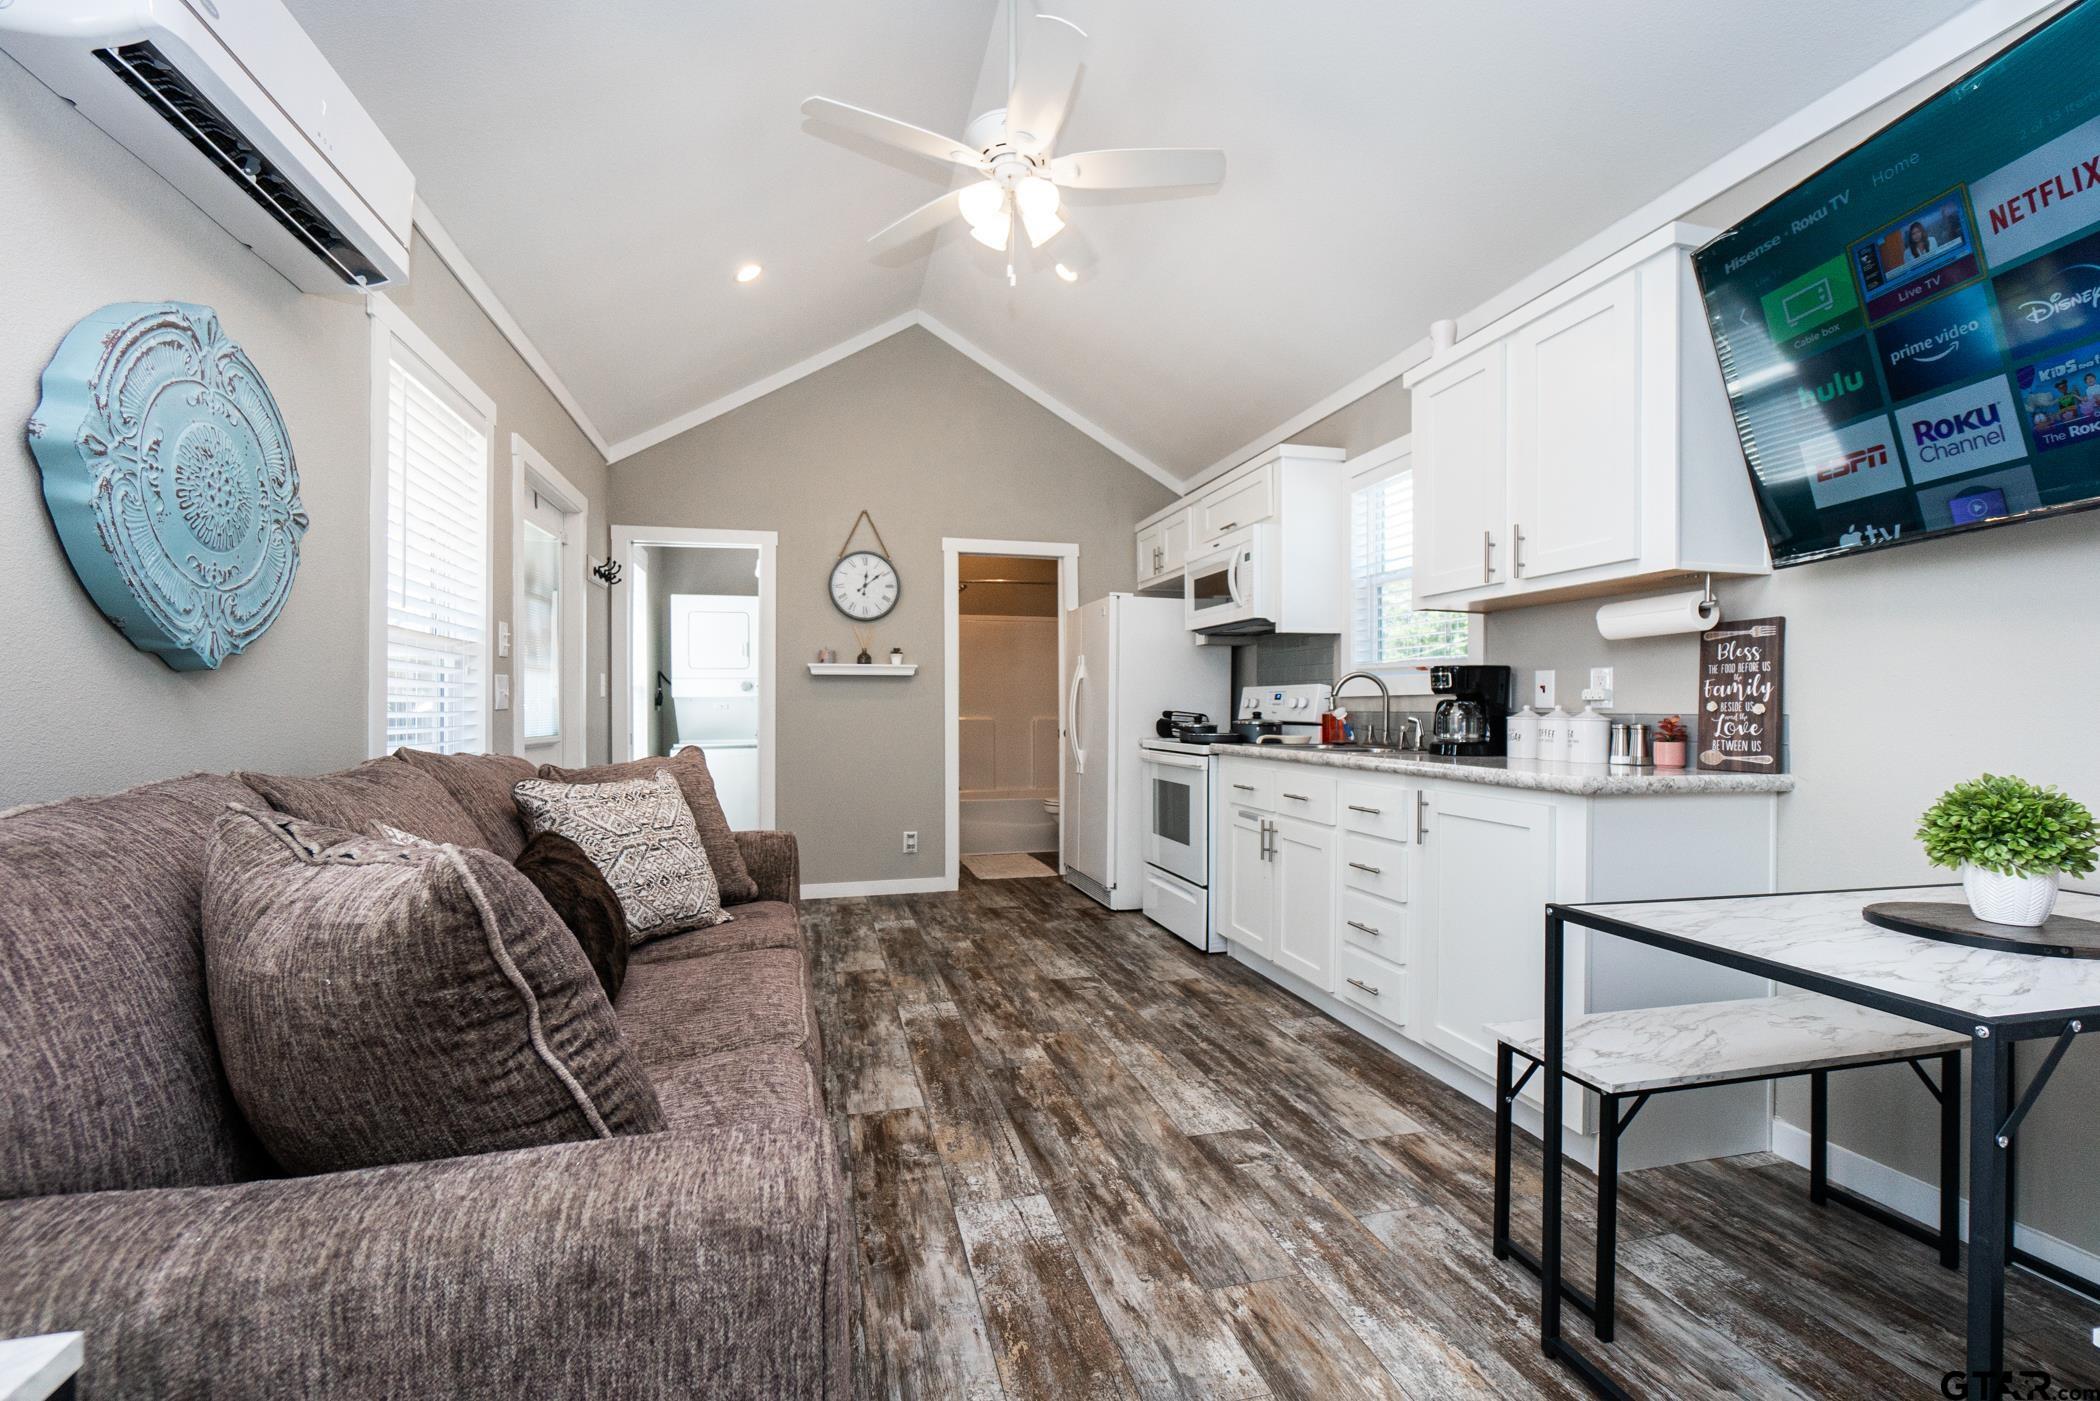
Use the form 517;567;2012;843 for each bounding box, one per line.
800;3;1225;284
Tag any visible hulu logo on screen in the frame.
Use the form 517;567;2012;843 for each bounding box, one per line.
1761;253;1865;351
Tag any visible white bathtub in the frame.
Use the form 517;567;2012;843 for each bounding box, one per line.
959;791;1058;856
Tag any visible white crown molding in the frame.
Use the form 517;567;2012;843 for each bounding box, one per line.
1179;0;2068;492
602;310;1182;493
604;311;920;462
409;197;614;461
911;313;1181;492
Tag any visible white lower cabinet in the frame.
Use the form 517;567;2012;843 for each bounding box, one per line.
1212;758;1783;1159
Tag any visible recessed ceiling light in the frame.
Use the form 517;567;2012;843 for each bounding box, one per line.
1054;263;1079;283
735;263;763;283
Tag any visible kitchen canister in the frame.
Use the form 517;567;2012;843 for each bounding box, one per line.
1535;705;1570;762
1566;705;1610;765
1506;708;1537;760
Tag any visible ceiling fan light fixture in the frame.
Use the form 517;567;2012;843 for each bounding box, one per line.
969;219;1010;252
958;180;1007;234
1015;176;1064;247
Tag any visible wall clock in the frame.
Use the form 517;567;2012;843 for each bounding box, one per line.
27;301;307;671
831;549;899;620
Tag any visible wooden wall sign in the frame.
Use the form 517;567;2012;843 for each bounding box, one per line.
1697;616;1784;772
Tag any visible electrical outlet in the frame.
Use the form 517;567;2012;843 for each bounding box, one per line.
902;830;919;855
598;672;608;699
1533;670;1556;709
497;621;511;658
1588;666;1614;708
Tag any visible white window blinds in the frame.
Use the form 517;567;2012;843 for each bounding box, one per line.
382;354;489;755
1349;469;1471;667
519;516;561;743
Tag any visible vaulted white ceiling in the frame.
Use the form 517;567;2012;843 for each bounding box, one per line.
285;0;1978;480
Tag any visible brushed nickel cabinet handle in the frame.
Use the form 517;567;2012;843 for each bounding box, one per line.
1217;519;1237;532
1346;919;1381;937
1482;529;1496;583
1231;783;1256;792
1347;804;1382;815
1346;977;1380;996
1348;861;1383;876
1282;792;1310;802
1513;524;1527;578
1416;791;1429;843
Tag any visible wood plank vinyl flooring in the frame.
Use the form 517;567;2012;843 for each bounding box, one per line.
807;873;2100;1400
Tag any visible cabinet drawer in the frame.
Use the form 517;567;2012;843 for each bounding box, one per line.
1340;888;1407;955
1337;942;1408;1029
1339;780;1411;842
1197;464;1275;544
1219;760;1276;813
1341;831;1408;901
1270;769;1336;825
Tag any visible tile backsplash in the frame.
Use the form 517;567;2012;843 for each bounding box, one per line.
1231;633;1338;689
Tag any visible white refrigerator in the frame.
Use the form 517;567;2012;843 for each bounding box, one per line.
1062;594;1229;910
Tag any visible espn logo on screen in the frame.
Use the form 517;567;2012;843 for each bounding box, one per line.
1800;415;1906;508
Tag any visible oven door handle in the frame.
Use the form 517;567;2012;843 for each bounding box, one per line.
1143;751;1209;771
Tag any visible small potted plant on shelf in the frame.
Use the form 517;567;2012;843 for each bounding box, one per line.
1653;715;1689;769
1916;774;2098;926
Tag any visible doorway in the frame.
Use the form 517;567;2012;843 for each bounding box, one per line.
511;436;587;768
941;538;1077;889
610;526;777;829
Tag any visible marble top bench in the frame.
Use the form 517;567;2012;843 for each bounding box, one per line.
1488;990;1970;1095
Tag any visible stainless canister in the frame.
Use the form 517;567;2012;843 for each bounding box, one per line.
1608;721;1651;767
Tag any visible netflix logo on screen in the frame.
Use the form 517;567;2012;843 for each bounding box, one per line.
1971;112;2100;267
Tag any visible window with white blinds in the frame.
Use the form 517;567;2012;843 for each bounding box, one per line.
1348;467;1472;669
380;349;491;755
519;515;561;743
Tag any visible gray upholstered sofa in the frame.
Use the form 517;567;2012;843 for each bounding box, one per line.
0;754;849;1399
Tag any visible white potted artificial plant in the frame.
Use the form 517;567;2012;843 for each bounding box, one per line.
1916;774;2098;926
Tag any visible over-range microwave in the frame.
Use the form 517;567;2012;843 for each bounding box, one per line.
1184;524;1280;636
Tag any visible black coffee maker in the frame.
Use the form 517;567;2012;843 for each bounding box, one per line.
1429;665;1515;757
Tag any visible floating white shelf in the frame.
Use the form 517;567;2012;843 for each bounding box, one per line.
807;662;917;677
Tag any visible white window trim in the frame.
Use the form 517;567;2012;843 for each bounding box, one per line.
366;294;497;759
510;433;589;766
1341;433;1483;697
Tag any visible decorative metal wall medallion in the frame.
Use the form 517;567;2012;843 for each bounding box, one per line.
28;302;308;670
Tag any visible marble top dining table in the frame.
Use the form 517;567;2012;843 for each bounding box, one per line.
1561;884;2100;1028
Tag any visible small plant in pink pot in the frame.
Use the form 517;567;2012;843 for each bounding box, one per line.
1653;715;1689;768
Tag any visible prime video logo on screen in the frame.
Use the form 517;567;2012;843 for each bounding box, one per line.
1875;284;2000;400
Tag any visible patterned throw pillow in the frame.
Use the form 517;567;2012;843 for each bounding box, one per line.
511;770;730;943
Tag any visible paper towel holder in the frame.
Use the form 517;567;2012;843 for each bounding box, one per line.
1594;575;1721;640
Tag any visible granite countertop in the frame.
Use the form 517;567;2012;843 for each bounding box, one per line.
1207;745;1795;796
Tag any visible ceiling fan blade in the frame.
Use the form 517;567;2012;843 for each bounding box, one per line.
801;97;979;168
1004;14;1086;153
1049;147;1226;190
865;187;967;254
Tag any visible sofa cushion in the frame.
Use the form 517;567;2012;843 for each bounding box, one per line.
647;1045;823;1136
514;831;630;1002
540;749;758;905
514;771;729;944
616;948;814;1065
394;748;537;858
0;774;268;1199
203;808;664;1173
632;899;804;963
240;756;485;849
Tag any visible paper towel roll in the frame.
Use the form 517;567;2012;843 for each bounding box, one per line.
1595;589;1720;641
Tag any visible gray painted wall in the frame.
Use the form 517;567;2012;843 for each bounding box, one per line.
1;57;608;803
609;326;1174;885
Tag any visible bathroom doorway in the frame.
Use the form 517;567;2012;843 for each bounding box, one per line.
941;539;1076;887
610;526;777;829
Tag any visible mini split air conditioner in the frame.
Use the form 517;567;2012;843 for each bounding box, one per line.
0;0;414;293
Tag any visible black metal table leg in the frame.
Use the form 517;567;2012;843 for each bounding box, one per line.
1939;1050;1960;1271
1809;1069;1828;1205
1966;1027;2013;1390
1595;1092;1620;1343
1541;911;1565;1356
1494;1040;1515;1262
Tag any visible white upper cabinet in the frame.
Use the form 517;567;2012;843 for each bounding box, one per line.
1404;224;1770;611
1135;506;1192;590
1195;463;1276;548
1130;445;1347;629
1412;344;1508;598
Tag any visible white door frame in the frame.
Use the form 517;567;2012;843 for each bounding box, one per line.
510;434;589;766
943;538;1080;890
610;524;778;829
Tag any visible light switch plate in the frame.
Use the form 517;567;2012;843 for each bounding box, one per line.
493;673;511;711
497;621;511;658
598;672;608;699
1533;670;1556;708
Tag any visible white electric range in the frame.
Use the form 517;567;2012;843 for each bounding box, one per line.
1136;684;1331;952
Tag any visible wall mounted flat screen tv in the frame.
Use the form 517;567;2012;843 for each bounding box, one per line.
1692;0;2100;567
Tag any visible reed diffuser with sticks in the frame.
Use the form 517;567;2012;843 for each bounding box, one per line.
852;626;874;664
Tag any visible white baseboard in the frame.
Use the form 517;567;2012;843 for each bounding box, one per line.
1770;1116;2100;1285
800;876;954;900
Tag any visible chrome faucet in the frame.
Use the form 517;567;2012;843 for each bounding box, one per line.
1331;670;1393;748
